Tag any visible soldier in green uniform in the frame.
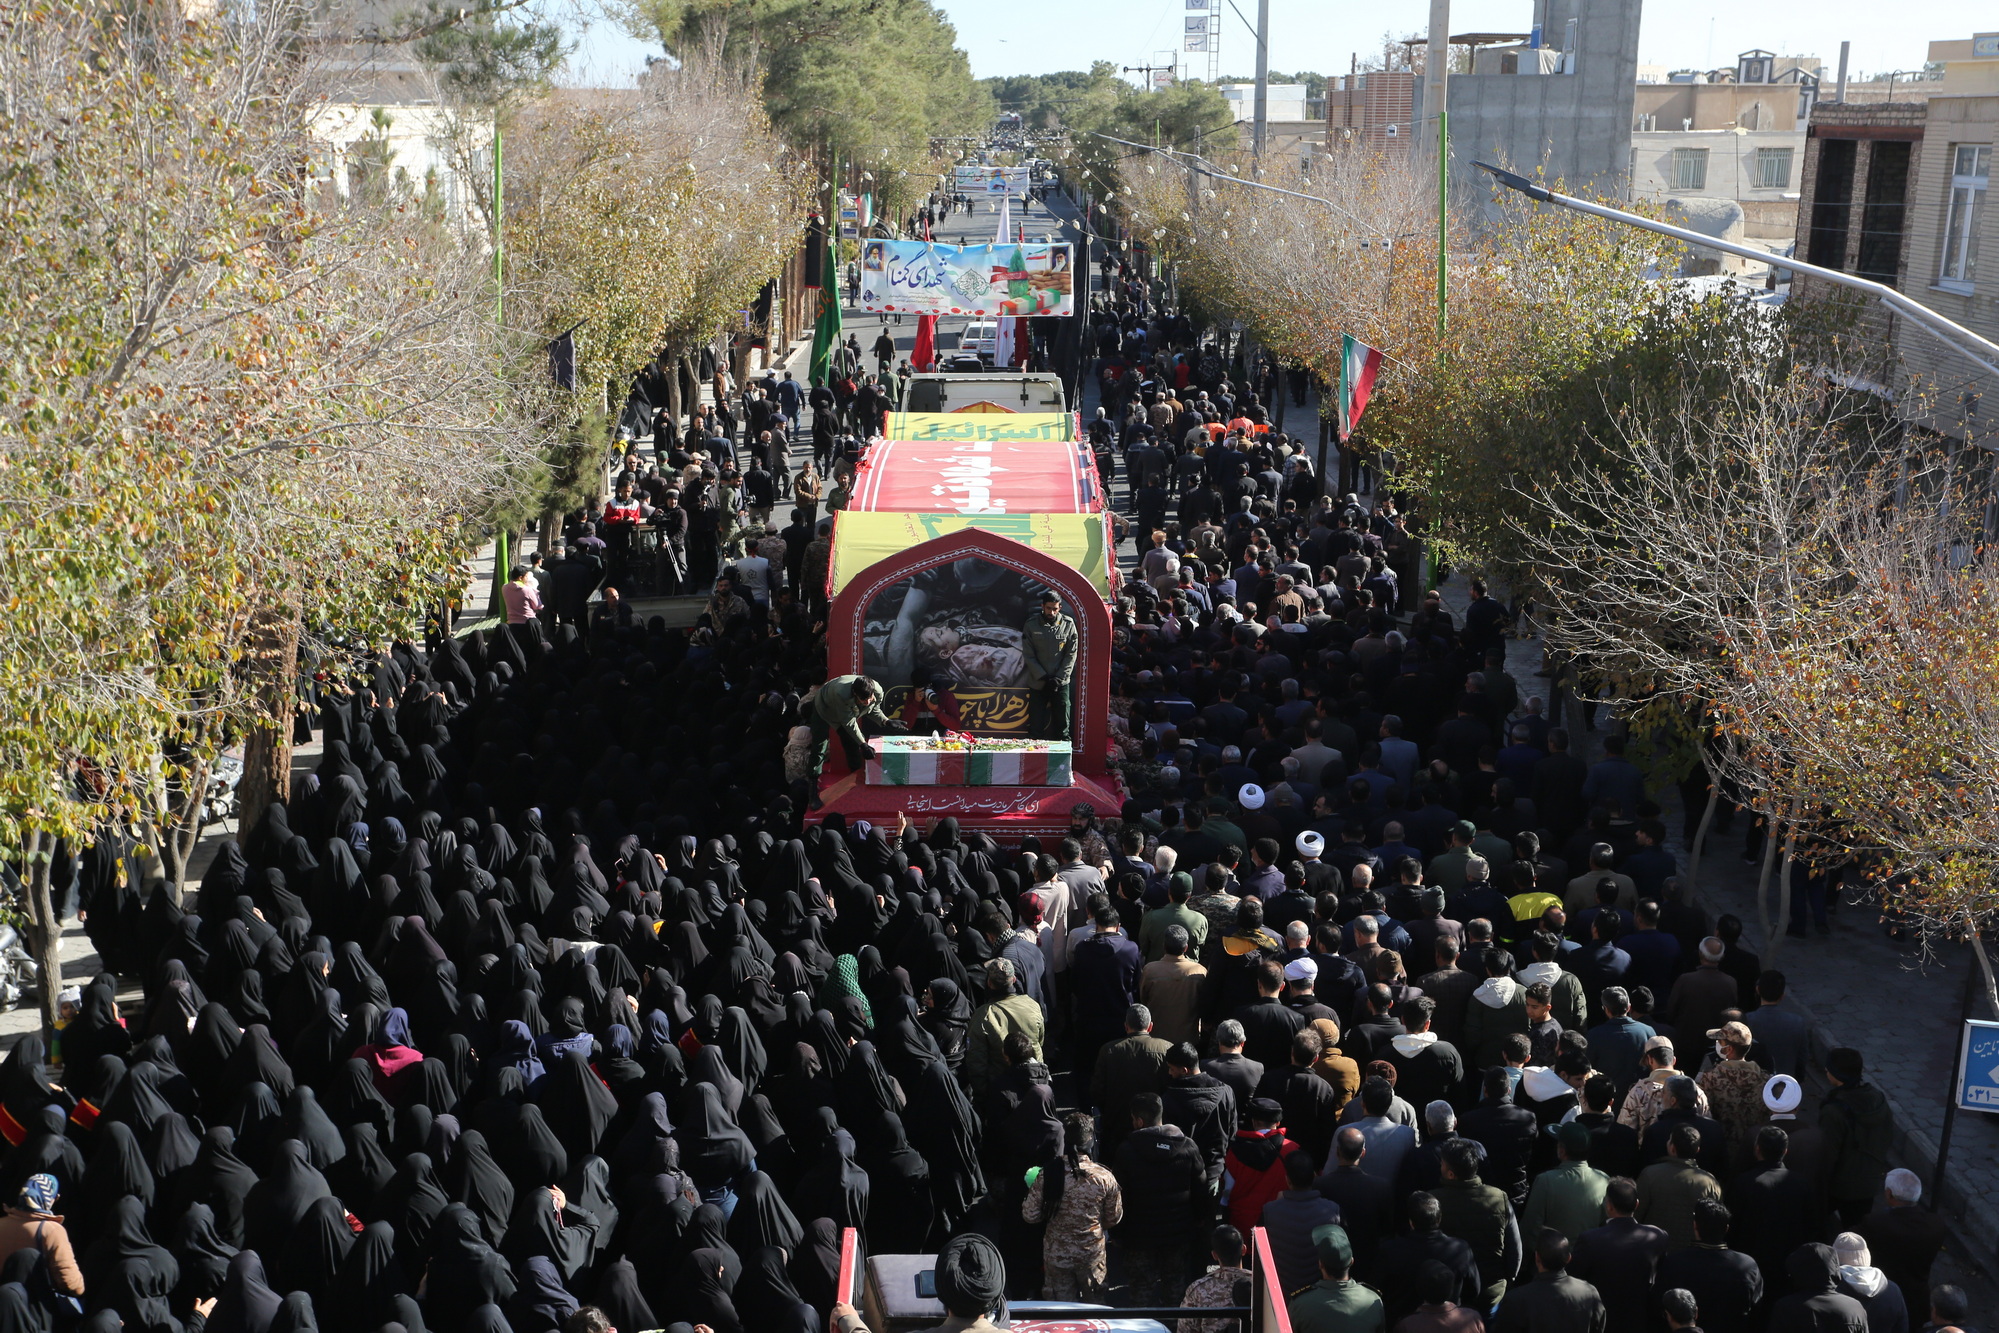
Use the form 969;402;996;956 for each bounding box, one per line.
1021;591;1077;741
1287;1225;1387;1333
806;674;905;805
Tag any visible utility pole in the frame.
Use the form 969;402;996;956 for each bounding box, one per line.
492;126;504;325
1252;0;1270;156
1835;40;1851;103
1424;0;1450;342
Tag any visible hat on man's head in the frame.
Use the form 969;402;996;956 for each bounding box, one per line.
1246;1097;1284;1124
1452;819;1477;839
1284;957;1318;983
1296;830;1325;858
1238;784;1266;810
1763;1074;1802;1114
1642;1034;1675;1055
983;957;1016;987
1706;1020;1753;1048
1557;1123;1593;1159
1310;1223;1353;1270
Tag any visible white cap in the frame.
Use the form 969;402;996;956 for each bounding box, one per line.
1296;830;1325;858
1283;957;1318;982
1762;1074;1802;1114
1238;783;1266;810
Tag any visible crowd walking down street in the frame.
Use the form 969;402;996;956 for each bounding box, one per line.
5;170;1991;1333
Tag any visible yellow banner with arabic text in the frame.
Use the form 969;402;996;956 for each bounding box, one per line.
829;511;1109;596
888;412;1075;442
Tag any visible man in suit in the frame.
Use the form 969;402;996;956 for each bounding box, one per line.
1312;1125;1397;1277
1569;1176;1668;1329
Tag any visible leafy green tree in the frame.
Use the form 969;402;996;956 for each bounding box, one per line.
621;0;989;206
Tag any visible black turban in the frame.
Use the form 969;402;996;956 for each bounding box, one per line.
933;1232;1004;1318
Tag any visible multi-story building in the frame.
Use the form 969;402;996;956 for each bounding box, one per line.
1791;34;1997;446
1326;71;1417;159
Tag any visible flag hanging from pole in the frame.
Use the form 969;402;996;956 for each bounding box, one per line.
912;315;937;372
809;226;842;388
1337;333;1383;442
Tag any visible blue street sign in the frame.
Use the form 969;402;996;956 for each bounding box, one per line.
1955;1018;1999;1111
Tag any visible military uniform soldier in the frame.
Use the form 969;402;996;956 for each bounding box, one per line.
1022;591;1078;740
805;675;906;803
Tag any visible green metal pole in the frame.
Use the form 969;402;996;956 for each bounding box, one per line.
1436;109;1448;343
493;125;505;325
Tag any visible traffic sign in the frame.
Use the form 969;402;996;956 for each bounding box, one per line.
1954;1018;1999;1111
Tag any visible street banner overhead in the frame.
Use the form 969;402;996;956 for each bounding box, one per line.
952;165;1030;196
856;238;1075;317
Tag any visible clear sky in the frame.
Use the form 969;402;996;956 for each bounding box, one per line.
561;0;1974;89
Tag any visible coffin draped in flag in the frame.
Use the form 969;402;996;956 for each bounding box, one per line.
867;737;1074;787
1337;332;1383;442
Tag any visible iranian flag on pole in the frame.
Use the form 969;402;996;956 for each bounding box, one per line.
1337;332;1383;442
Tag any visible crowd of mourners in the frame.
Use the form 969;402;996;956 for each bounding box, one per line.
0;277;1976;1333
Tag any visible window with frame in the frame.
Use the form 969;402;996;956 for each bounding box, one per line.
1671;147;1709;191
1941;144;1990;290
1755;147;1793;190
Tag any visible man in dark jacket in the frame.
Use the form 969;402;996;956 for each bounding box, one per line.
1203;1020;1265;1117
1233;958;1309;1071
1090;1003;1169;1161
1819;1048;1893;1228
1312;1126;1397;1279
1853;1168;1950;1307
1433;1139;1523;1309
1382;996;1464;1114
1372;1191;1482;1325
1490;1229;1607;1333
1256;1029;1341;1170
1111;1092;1208;1308
1568;1177;1667;1330
1461;1067;1542;1208
1654;1200;1763;1333
1162;1042;1236;1189
1766;1244;1868;1333
1727;1125;1825;1301
1260;1149;1346;1295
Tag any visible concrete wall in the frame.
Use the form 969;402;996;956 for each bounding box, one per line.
1438;0;1642;194
1898;92;1999;446
1630;127;1804;240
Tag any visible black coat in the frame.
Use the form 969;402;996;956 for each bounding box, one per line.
1231;996;1307;1071
1567;1217;1667;1328
1654;1244;1764;1333
1767;1245;1868;1333
1489;1268;1606;1333
1109;1125;1206;1247
1201;1053;1264;1121
1371;1228;1480;1324
1460;1099;1540;1206
1312;1163;1396;1272
1726;1161;1825;1283
1384;1039;1464;1113
1162;1072;1236;1182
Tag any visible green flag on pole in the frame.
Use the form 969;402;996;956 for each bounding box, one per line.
809;231;842;387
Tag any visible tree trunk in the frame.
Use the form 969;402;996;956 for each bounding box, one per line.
1753;807;1781;946
664;349;684;424
1768;818;1800;965
538;504;561;554
157;756;209;902
236;600;300;844
1686;781;1719;889
1967;922;1999;1022
23;831;62;1036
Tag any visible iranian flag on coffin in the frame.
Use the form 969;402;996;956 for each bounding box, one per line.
869;741;1073;786
1337;332;1383;442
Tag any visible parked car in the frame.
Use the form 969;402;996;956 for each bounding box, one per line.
958;320;997;361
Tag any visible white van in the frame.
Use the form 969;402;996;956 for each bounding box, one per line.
958;320;998;361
